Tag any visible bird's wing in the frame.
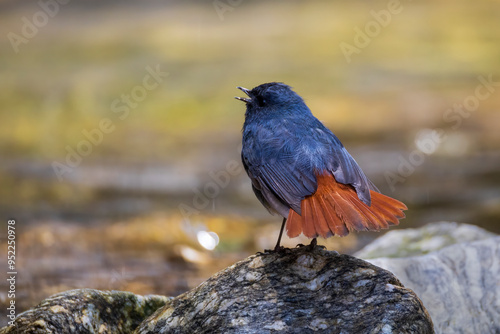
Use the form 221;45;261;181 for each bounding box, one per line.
243;154;317;216
242;135;317;216
317;124;379;206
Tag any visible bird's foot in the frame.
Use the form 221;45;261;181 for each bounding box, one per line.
296;238;324;251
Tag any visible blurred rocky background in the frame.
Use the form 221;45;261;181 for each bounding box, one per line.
0;0;499;327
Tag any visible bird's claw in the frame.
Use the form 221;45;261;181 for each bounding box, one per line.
295;238;323;251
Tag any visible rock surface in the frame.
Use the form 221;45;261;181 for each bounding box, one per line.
355;221;496;259
0;289;171;334
356;223;500;334
136;246;433;334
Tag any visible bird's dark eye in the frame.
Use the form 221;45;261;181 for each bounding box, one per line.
256;95;266;106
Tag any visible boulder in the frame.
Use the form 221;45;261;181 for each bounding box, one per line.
355;221;496;259
356;222;500;334
0;289;171;334
136;246;433;334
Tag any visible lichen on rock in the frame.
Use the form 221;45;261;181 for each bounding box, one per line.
1;289;171;334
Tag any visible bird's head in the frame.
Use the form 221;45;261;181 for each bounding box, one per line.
235;82;306;115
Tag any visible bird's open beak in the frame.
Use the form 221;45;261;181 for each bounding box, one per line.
235;86;251;103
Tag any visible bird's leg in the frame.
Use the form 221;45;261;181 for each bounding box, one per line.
273;218;287;252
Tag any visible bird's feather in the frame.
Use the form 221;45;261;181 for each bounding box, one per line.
286;172;407;238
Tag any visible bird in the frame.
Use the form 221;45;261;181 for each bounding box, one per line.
235;82;407;251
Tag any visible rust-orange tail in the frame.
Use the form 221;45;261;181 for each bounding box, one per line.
287;173;407;238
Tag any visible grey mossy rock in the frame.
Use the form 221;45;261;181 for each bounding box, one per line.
364;235;500;334
136;246;433;334
0;289;171;334
354;221;496;259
